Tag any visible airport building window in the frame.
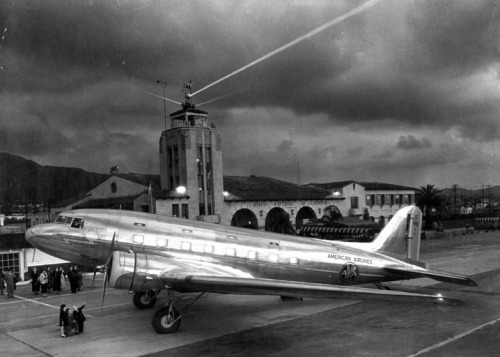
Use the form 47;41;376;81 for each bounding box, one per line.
111;182;117;193
366;195;372;206
375;195;382;205
0;252;20;278
172;204;179;217
350;197;359;209
395;194;401;205
182;204;189;219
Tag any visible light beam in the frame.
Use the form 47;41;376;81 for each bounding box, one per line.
123;81;182;105
191;0;382;97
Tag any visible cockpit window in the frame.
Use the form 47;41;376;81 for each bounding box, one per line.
71;218;84;229
56;215;70;224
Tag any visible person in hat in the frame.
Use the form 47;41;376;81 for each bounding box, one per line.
59;304;66;337
62;307;74;337
75;304;86;334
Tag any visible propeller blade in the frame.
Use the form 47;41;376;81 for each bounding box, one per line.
101;270;108;310
31;248;37;262
128;251;137;293
91;267;97;292
101;232;116;309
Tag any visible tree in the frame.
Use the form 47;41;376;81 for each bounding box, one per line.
416;184;444;228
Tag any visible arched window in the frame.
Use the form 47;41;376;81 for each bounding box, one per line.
111;182;117;193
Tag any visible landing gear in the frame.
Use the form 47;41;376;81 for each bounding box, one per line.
151;290;181;334
152;306;181;334
133;289;158;309
150;290;208;334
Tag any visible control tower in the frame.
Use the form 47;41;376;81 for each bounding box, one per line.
159;103;223;223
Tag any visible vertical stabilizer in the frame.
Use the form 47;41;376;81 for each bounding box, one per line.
370;206;422;261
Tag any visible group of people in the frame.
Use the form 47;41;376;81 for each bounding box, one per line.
30;265;83;297
59;304;86;338
0;268;17;298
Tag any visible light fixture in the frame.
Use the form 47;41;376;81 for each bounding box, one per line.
176;186;187;194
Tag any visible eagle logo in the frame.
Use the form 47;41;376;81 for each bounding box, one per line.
340;263;359;283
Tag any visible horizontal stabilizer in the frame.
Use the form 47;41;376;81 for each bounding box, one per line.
163;275;462;304
384;267;477;286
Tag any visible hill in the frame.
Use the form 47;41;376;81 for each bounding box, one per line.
0;153;109;212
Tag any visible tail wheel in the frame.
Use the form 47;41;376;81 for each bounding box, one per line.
133;291;157;309
152;306;181;334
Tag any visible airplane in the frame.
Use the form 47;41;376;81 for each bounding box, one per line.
25;205;477;334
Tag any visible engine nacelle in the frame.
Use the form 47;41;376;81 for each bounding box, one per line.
108;251;165;291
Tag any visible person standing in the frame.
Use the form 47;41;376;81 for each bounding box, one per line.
39;268;48;298
75;304;86;334
53;267;62;294
4;269;15;298
59;304;66;337
30;267;40;295
0;270;4;295
62;307;73;337
74;265;83;291
67;266;77;293
46;266;53;294
60;266;67;291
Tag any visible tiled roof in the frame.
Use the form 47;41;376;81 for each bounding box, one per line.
358;182;416;191
223;176;335;201
307;181;415;191
115;173;161;189
73;195;140;209
305;181;356;190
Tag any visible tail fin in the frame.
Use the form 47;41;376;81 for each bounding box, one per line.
370;205;422;261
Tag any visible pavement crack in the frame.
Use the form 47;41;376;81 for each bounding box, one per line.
4;332;53;357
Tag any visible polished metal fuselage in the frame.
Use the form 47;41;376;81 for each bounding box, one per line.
26;209;417;287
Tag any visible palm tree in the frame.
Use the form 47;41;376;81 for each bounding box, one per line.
416;184;444;228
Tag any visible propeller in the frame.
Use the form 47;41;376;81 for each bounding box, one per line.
128;250;137;294
101;231;116;309
31;248;37;262
90;266;98;292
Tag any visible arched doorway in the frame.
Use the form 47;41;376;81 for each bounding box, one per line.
231;209;258;229
296;207;316;230
265;207;295;235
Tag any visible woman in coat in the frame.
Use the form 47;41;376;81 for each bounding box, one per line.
30;267;40;295
52;267;62;294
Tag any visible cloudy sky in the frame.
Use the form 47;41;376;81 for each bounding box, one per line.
1;0;499;189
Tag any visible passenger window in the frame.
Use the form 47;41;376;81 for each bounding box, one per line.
71;218;84;229
65;216;73;224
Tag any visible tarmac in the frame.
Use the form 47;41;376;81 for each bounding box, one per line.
1;230;500;357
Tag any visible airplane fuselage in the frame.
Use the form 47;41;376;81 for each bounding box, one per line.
26;209;417;287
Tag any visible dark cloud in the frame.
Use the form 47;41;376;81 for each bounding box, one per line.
0;0;499;188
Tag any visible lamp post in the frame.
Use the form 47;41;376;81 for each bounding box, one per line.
157;80;168;130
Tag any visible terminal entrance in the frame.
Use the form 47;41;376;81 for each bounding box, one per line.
295;207;317;230
265;207;295;235
231;209;258;229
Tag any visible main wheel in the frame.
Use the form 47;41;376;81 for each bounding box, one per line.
152;306;181;334
133;291;157;309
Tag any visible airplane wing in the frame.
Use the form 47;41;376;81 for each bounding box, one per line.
162;274;461;304
384;266;477;286
108;251;461;304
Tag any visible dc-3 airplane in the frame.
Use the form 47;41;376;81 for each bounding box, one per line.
25;205;476;334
